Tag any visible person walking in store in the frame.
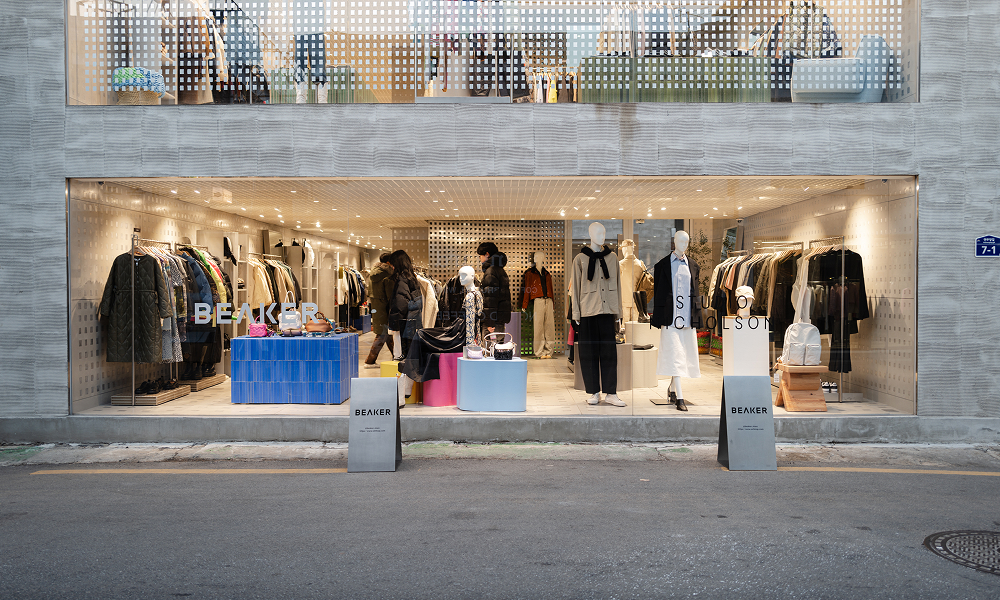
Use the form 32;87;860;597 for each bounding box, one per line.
387;250;423;407
477;241;512;340
363;253;395;369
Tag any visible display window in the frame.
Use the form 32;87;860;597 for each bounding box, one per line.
66;0;918;106
68;176;916;420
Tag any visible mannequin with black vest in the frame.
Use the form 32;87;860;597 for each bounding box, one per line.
650;230;702;411
571;222;626;407
520;251;556;358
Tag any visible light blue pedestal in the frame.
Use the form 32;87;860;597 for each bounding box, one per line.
457;358;528;412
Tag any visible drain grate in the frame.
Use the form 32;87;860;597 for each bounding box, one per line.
924;531;1000;575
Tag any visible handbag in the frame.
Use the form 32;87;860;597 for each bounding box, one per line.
304;311;333;333
485;332;515;361
464;344;484;359
248;313;269;337
278;291;302;334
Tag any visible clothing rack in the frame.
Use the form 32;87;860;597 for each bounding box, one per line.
806;235;847;403
728;250;751;257
248;251;282;260
753;240;803;253
177;242;210;251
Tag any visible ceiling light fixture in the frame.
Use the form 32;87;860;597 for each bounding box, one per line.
595;189;601;193
439;190;445;193
696;189;702;192
433;200;438;203
448;200;453;203
290;190;296;193
260;214;265;218
738;206;743;210
356;214;360;217
660;207;665;210
584;213;590;217
170;190;177;194
314;200;319;203
296;225;301;228
647;212;652;217
241;207;246;211
194;190;200;194
425;189;431;193
713;207;718;211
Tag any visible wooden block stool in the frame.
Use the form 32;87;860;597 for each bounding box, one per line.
774;363;828;412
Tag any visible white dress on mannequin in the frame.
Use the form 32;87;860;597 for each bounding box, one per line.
656;254;701;378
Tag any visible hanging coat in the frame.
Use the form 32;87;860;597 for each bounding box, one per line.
100;253;173;363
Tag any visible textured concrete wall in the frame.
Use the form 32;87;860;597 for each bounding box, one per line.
2;1;1000;420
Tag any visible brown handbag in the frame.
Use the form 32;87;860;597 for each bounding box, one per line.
304;312;334;333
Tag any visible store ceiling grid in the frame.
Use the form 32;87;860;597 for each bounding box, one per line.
94;176;890;246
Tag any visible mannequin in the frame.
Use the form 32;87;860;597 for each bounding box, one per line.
571;222;626;407
651;230;702;411
619;240;647;322
459;266;483;346
293;0;329;103
735;286;754;319
520;251;556;358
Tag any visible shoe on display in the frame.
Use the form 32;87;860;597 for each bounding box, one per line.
201;364;217;378
135;380;151;395
676;398;688;411
605;394;627;407
587;393;600;405
146;380;162;395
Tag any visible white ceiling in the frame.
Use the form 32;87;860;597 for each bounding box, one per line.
94;176;889;248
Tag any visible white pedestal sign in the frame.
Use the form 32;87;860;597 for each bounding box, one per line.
717;375;777;471
348;377;401;472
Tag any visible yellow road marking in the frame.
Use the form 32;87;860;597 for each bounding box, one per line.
779;466;1000;476
722;466;1000;476
31;468;348;475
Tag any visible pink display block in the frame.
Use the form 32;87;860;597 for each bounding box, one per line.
423;352;460;407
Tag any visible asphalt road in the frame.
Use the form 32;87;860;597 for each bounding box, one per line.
2;457;999;600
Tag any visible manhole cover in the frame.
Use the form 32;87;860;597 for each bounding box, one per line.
924;531;1000;575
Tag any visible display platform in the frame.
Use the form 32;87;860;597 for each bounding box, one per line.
111;385;191;406
424;352;459;407
573;342;633;392
230;334;359;404
178;373;227;392
457;357;527;412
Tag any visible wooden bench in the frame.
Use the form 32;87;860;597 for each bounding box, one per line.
774;363;829;412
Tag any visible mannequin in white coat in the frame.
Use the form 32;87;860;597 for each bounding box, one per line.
571;222;626;407
619;239;646;322
655;230;701;411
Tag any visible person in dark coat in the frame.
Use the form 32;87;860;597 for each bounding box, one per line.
364;253;395;367
387;250;423;361
477;241;511;338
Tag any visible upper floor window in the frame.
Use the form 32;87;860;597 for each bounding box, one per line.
67;0;918;106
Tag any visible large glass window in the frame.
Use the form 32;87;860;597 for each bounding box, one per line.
67;1;918;105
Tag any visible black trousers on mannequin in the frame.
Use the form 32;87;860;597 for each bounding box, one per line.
578;314;617;395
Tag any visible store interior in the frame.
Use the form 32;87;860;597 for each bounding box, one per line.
69;176;916;417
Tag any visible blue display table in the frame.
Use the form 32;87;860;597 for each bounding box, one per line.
456;357;528;412
230;334;359;404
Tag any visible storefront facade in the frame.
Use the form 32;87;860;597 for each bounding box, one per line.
1;0;999;443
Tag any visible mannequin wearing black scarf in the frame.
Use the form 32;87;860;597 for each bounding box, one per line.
581;245;612;281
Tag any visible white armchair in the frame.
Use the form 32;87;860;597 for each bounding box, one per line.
791;35;891;103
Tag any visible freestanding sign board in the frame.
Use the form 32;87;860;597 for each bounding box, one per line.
718;375;777;471
348;377;402;472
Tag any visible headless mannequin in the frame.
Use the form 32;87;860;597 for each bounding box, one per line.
619;240;646;322
573;222;625;407
666;230;690;409
531;251;555;358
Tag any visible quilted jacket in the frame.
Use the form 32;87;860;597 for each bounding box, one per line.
100;253;173;363
480;252;512;328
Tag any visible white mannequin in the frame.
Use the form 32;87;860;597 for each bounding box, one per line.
459;265;476;290
534;251;546;271
530;252;555;359
663;229;695;409
577;222;624;408
619;240;646;321
735;285;754;319
589;222;606;252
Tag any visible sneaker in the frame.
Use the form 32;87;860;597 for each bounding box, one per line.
586;393;600;405
605;394;627;407
363;363;380;369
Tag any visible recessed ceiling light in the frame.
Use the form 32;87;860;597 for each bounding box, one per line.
274;208;280;211
296;220;301;223
440;208;445;211
278;215;282;218
595;189;601;193
584;213;589;217
647;212;652;217
738;206;743;210
332;208;337;211
170;190;177;194
660;207;665;210
619;208;623;211
241;207;246;211
424;189;431;193
290;190;296;193
713;207;718;211
313;200;319;203
194;190;200;194
205;200;209;203
260;214;265;218
296;225;301;228
573;207;578;210
696;189;702;192
448;200;453;203
439;190;445;193
433;200;438;203
280;220;284;223
356;215;360;217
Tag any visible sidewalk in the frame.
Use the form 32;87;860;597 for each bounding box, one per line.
4;441;1000;469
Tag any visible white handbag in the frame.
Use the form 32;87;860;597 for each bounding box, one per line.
278;291;302;333
780;322;822;366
